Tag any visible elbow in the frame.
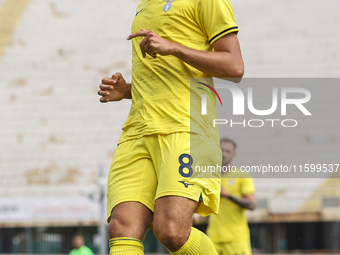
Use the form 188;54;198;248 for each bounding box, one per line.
235;65;244;79
217;63;244;83
231;62;244;79
249;203;256;211
231;63;244;82
232;65;244;83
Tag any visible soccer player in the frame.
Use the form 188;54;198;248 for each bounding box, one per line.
207;138;256;255
98;0;244;254
69;234;93;255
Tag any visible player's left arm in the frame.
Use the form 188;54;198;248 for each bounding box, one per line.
127;29;244;80
221;186;256;210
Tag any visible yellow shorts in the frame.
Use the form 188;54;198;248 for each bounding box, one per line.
107;132;221;222
214;240;252;255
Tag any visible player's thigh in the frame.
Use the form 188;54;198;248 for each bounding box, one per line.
107;138;157;221
223;240;252;255
153;132;221;216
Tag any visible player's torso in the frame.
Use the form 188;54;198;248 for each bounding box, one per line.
220;174;246;213
119;0;219;145
131;0;213;101
222;176;243;197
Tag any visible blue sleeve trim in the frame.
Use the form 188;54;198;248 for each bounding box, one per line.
209;26;239;44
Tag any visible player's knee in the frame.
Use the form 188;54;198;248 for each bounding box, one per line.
108;217;126;238
108;216;146;240
153;221;187;251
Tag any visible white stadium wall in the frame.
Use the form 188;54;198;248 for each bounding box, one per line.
0;0;339;226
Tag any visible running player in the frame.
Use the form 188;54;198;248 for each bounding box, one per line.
207;138;256;255
98;0;244;254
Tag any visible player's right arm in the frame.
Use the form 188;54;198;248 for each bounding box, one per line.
98;72;132;102
224;193;256;211
221;184;256;210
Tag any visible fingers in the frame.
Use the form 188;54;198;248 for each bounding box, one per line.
98;87;111;103
145;39;157;59
99;77;114;103
98;92;109;102
139;34;157;58
111;72;123;83
99;96;109;103
102;77;116;86
127;28;149;40
139;36;148;58
98;86;112;95
145;40;151;58
98;72;124;103
102;72;122;85
129;29;159;58
139;34;152;58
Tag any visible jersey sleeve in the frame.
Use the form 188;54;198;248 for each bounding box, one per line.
241;177;255;196
195;0;239;45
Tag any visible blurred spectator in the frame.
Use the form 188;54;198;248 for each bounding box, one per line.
69;233;94;255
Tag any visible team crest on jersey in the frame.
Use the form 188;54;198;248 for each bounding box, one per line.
163;0;175;12
229;179;234;186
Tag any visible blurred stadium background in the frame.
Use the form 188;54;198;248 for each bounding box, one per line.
0;0;339;254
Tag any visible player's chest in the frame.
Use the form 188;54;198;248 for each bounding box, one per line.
222;178;242;195
132;0;196;32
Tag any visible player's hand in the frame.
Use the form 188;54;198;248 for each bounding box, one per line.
221;186;230;198
98;73;127;103
127;28;177;59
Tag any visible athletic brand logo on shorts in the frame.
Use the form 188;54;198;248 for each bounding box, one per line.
197;82;223;115
163;0;175;12
179;181;195;188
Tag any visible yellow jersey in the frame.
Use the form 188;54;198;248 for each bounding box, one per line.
207;171;255;243
118;0;239;145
